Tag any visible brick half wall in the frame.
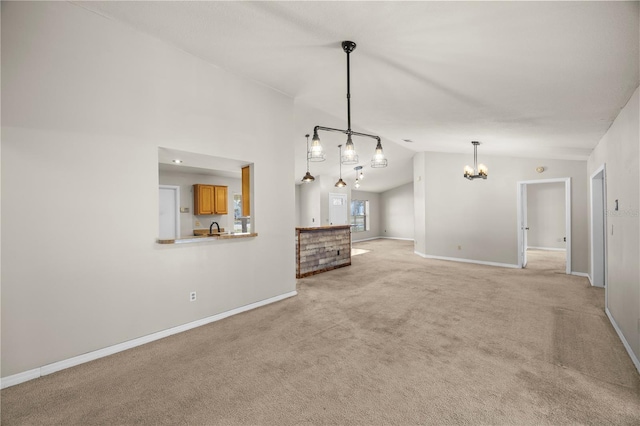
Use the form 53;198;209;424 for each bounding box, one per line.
295;226;352;278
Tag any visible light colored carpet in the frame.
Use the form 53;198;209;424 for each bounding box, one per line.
2;239;639;425
351;248;370;256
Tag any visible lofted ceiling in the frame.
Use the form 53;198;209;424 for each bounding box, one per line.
76;1;639;193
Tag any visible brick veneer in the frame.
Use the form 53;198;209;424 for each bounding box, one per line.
295;226;351;278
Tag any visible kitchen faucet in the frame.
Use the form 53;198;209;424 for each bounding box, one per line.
209;221;220;234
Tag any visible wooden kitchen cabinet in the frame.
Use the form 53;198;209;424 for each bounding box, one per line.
193;184;228;215
242;166;251;217
213;185;228;214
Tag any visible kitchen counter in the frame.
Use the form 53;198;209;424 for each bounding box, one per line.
157;233;258;244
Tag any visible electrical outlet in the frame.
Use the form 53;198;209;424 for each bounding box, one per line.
190;291;196;302
195;220;201;227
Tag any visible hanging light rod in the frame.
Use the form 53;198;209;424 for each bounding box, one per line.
463;141;488;180
310;41;388;169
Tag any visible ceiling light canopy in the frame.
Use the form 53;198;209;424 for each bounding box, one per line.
463;141;488;180
311;41;388;169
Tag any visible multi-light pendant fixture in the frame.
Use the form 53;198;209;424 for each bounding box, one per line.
301;41;388;187
463;141;488;180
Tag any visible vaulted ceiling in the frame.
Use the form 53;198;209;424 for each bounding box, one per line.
76;1;639;192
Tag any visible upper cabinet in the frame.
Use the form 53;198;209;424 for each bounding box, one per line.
242;166;251;217
193;184;228;215
213;185;228;215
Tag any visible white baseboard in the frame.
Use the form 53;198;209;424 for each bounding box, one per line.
414;251;519;269
1;290;298;389
571;272;590;279
527;246;566;252
352;237;381;243
352;237;414;243
380;237;414;241
605;308;640;374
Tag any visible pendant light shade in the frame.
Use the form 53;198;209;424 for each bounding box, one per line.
341;136;359;165
311;41;388;169
370;140;388;168
301;134;315;183
308;131;326;162
335;144;347;188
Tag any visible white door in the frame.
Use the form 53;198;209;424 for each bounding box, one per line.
159;185;180;239
329;193;348;225
591;167;606;287
521;184;528;268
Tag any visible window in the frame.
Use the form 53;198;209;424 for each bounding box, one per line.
351;200;370;232
233;193;250;232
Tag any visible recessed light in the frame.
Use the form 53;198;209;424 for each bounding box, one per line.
172;159;183;164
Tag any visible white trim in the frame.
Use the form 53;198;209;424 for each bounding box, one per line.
352;237;382;242
1;291;297;389
606;308;640;374
517;178;571;274
526;246;566;252
0;369;41;389
589;164;607;289
159;185;180;240
570;272;590;279
414;251;519;269
352;237;414;243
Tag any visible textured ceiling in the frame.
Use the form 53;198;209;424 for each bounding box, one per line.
76;1;639;192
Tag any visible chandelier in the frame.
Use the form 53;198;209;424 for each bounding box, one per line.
463;141;488;180
309;41;388;169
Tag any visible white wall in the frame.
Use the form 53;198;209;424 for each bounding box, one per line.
350;190;380;241
380;182;414;240
298;178;322;228
1;2;296;377
295;184;301;227
587;87;640;366
526;182;566;249
413;152;588;270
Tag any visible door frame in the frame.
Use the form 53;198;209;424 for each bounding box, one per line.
589;164;607;289
328;192;348;225
517;178;571;274
159;185;181;239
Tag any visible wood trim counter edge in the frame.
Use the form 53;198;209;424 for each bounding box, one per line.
157;233;258;244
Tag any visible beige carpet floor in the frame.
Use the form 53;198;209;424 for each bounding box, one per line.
2;239;639;425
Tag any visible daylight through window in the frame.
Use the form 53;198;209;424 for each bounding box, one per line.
351;200;370;232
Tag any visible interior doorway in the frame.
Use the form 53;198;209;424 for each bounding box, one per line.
517;178;571;274
329;193;348;225
159;185;180;239
590;165;607;288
